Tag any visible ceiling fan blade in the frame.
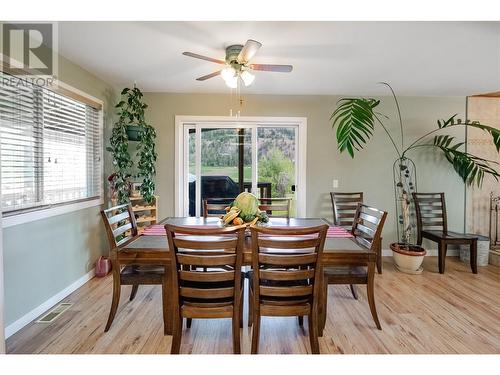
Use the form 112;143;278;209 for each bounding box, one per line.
249;64;293;72
183;52;225;65
237;40;262;63
196;70;222;81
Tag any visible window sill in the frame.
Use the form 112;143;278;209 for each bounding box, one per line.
2;198;104;228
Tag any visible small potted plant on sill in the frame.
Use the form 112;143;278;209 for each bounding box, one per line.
330;82;500;274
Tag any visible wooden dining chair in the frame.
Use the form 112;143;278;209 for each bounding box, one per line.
101;203;168;333
320;203;387;333
330;192;364;228
203;198;235;218
248;224;328;354
258;197;292;218
331;192;383;275
165;224;246;354
412;192;478;274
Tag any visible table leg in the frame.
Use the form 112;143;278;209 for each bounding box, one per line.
163;264;174;335
317;271;328;337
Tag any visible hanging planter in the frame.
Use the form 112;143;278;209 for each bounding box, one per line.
126;124;142;141
107;86;157;204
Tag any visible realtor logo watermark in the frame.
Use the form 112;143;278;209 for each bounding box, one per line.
1;22;58;87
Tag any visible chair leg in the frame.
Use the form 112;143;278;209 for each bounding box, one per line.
470;240;478;274
129;285;139;301
298;316;304;326
349;284;358;300
366;262;381;330
232;307;241;354
186;318;192;328
239;289;244;328
308;312;320;354
161;271;171;335
170;312;183;354
376;237;383;274
251;315;261;354
438;241;447;274
248;288;253;327
104;273;121;332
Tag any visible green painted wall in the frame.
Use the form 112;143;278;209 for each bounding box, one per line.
143;92;466;250
3;54;115;326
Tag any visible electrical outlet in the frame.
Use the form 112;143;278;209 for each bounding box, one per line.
333;179;339;189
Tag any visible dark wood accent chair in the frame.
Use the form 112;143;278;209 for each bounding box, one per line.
165;224;246;354
412;192;478;274
258;197;292;218
248;224;328;354
321;203;387;333
101;204;168;333
331;192;383;275
203;198;235;218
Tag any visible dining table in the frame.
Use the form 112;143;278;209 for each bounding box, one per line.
118;216;375;335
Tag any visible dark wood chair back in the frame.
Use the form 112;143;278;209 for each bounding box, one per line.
203;198;235;218
101;203;138;248
250;225;328;308
258;197;292;218
412;192;447;235
330;192;364;229
165;224;245;316
352;203;387;251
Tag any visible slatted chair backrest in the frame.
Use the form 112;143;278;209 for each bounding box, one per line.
330;192;364;229
101;203;138;248
203;198;235;218
351;203;388;251
412;192;447;234
258;197;292;218
250;225;328;307
165;225;245;312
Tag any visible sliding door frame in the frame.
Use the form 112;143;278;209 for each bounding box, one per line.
175;116;307;217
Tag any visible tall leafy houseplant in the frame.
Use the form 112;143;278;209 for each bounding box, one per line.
107;86;157;204
330;83;500;245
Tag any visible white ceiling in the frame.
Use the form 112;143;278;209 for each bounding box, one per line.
58;21;500;96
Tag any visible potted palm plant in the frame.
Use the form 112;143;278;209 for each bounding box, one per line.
330;83;500;273
107;85;157;204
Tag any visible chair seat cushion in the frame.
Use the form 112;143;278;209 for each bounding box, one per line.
323;266;367;278
422;230;478;241
120;265;165;284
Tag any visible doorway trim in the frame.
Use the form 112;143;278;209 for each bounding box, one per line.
175;116;307;217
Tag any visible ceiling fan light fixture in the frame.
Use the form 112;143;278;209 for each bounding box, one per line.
240;70;255;86
221;67;236;81
225;75;238;88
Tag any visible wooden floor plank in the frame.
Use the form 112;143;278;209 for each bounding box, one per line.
6;257;500;354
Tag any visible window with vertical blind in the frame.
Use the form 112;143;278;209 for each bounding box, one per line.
0;72;103;216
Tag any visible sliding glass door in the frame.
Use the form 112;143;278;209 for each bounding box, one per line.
176;117;306;217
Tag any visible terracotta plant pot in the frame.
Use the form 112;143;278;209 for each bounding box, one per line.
390;242;426;274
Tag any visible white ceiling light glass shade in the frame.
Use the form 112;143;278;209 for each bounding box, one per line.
221;66;236;81
240;70;255;86
225;75;238;88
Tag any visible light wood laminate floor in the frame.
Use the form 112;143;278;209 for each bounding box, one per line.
6;257;500;354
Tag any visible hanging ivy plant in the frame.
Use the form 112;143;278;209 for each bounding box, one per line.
106;86;157;204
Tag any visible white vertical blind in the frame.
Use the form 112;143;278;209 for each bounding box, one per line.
0;72;102;214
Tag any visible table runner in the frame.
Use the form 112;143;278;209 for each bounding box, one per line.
142;223;353;238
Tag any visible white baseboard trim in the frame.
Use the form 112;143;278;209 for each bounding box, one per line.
4;269;95;339
382;249;459;257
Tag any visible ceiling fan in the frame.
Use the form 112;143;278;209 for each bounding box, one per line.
182;39;293;88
